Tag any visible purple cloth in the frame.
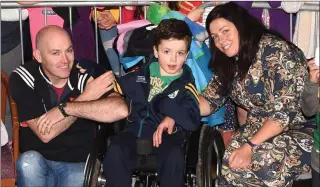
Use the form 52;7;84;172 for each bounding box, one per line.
1;143;14;179
235;1;291;40
64;7;96;62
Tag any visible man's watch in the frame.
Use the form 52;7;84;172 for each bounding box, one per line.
58;102;69;118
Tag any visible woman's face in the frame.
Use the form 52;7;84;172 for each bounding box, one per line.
209;18;239;57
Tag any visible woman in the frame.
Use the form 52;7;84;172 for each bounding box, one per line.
199;2;314;186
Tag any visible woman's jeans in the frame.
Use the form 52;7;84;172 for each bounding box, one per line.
16;151;85;187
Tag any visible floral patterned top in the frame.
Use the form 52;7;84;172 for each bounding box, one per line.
202;33;308;135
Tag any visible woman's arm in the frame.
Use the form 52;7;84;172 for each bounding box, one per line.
200;76;227;116
249;119;283;145
237;106;247;126
199;95;211;116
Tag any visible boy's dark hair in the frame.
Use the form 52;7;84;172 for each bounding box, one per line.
153;19;192;51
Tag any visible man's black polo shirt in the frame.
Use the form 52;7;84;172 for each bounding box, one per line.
9;60;96;163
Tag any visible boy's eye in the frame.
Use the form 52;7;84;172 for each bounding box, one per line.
164;51;169;54
178;52;185;56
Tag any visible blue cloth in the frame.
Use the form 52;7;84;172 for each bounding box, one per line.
187;39;225;126
16;150;85;187
99;26;125;76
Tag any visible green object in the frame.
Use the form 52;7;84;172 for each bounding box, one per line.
148;62;181;102
314;112;320;151
146;3;170;25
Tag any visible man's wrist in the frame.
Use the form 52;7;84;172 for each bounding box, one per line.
58;102;69;118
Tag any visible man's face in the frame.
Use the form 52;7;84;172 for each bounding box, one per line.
153;38;189;76
35;32;74;81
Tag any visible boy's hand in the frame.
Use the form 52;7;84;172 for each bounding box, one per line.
153;117;175;147
308;59;319;84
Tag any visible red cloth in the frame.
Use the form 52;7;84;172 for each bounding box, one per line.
52;84;66;101
121;7;143;24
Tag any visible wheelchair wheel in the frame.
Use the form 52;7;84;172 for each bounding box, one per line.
84;153;103;187
84;125;108;187
199;126;225;187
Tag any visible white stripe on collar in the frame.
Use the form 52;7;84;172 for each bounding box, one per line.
39;66;73;89
68;78;74;90
39;66;52;85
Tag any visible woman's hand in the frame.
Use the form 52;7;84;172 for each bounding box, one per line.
228;143;253;170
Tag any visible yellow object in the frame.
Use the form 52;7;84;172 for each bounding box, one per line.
91;8;120;23
110;9;120;22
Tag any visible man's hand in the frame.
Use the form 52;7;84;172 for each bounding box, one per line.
228;143;253;170
81;71;115;101
37;107;65;135
307;59;319;84
153;117;175;147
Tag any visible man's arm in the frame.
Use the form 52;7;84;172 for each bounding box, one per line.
36;71;126;138
65;92;128;122
29;93;128;143
26;116;76;143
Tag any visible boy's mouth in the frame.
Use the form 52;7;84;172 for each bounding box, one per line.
168;65;177;70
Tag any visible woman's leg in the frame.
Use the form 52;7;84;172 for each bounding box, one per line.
219;123;314;187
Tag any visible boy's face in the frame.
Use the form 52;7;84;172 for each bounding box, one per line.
153;38;189;76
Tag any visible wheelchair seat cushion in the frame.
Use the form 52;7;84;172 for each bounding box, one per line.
136;138;153;155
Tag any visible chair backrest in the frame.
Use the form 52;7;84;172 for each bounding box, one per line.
1;71;20;176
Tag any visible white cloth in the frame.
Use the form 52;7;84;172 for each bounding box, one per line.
1;120;9;146
281;1;319;59
281;2;304;13
1;8;29;21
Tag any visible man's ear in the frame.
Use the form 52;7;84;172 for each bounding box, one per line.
153;46;158;58
33;49;42;63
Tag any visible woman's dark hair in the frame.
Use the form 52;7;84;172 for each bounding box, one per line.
133;6;144;19
205;2;292;96
167;1;180;11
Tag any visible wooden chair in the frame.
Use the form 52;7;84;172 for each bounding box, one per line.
1;71;20;187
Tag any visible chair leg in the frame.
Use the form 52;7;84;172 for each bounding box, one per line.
1;179;15;187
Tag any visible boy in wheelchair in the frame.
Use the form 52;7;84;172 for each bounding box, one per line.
103;19;201;187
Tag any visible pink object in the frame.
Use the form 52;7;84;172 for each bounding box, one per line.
117;19;150;34
116;29;130;55
28;7;64;50
116;20;151;54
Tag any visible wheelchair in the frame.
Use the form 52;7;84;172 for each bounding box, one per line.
83;120;226;187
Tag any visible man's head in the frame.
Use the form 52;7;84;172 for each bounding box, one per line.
153;19;192;76
33;25;74;84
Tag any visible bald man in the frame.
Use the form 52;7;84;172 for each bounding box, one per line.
9;25;128;187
